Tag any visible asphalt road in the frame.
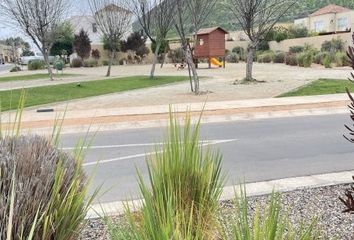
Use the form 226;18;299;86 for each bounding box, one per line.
61;113;354;203
0;64;14;73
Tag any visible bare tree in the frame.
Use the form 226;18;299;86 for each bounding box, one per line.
89;0;132;77
226;0;295;81
130;0;175;79
186;0;218;52
1;0;70;81
173;0;201;94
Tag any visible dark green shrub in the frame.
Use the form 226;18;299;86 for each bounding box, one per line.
71;58;83;68
0;135;93;239
275;31;288;42
232;47;246;61
118;59;125;65
28;60;45;70
273;51;286;63
285;53;298;66
151;40;168;55
288;26;308;39
297;52;313;67
83;59;98;67
102;60;109;66
321;39;344;53
226;53;239;63
289;46;304;53
257;40;270;51
10;66;21;72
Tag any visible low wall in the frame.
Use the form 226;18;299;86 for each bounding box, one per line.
269;32;353;52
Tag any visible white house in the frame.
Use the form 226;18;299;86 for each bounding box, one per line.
294;4;354;33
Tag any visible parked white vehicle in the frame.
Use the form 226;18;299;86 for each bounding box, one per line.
20;52;55;65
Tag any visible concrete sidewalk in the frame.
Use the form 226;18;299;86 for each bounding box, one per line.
1;93;350;134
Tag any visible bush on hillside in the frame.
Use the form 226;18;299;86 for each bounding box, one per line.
285;53;298;66
289;46;304;54
232;47;246;61
226;53;240;63
335;51;350;67
288;26;308;39
273;51;286;63
257;51;274;63
321;39;344;53
28;60;45;70
322;54;332;68
297;52;313;67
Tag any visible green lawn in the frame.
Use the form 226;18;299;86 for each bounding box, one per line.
0;76;188;111
278;79;354;97
0;73;79;82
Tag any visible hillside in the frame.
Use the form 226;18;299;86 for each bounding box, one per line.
206;0;354;31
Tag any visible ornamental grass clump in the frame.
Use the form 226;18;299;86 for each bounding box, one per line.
0;92;97;239
115;111;225;240
221;187;319;240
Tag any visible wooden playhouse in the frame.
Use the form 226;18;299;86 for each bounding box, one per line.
194;27;228;68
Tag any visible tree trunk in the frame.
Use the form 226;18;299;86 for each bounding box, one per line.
184;45;199;94
150;41;161;79
106;49;115;77
43;52;54;81
245;46;256;81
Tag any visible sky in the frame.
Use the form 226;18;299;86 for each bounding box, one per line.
0;0;90;41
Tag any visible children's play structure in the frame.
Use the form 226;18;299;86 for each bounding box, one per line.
194;27;228;69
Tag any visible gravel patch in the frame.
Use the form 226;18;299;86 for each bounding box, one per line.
80;184;354;239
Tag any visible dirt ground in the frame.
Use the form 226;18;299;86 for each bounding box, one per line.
0;63;351;110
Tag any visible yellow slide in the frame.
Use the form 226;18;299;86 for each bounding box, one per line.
210;57;224;67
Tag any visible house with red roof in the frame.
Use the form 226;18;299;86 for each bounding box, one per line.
294;4;354;33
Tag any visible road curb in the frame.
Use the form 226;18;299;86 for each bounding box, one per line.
86;170;354;219
21;106;348;135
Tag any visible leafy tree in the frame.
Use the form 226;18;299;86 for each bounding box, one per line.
91;49;101;60
50;22;74;59
74;29;92;60
120;31;150;58
21;48;35;57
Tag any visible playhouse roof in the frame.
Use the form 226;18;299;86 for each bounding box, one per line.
197;27;228;35
310;4;351;17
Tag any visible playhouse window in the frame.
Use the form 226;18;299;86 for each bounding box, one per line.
199;38;204;46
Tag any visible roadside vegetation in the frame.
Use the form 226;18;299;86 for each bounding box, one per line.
278;79;354;97
0;76;188;111
0;73;80;82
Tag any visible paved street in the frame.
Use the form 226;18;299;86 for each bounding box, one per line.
61;113;354;203
0;64;14;74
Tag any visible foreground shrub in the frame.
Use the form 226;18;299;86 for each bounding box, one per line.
114;112;225;239
273;52;286;63
297;52;313;67
83;59;99;68
226;53;240;63
0;135;94;239
71;58;83;68
28;60;45;70
285;53;298;66
54;59;65;71
221;187;319;240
